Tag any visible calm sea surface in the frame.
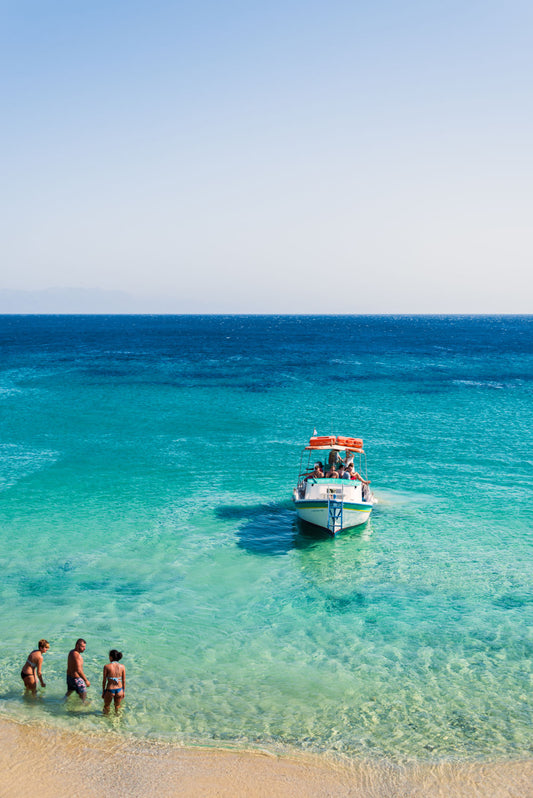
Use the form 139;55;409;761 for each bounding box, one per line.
0;315;531;761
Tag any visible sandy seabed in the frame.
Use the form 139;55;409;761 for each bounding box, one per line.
1;718;531;798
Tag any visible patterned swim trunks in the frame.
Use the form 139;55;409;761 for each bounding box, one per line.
66;674;86;695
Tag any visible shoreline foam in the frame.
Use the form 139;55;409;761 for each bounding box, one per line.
1;717;531;797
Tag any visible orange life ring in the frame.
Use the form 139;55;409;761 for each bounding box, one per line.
309;435;336;447
336;436;363;448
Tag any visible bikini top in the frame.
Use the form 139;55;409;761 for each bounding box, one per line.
24;653;38;670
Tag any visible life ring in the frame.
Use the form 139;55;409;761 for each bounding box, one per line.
336;436;363;448
309;435;336;447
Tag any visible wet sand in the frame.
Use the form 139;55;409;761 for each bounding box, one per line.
1;717;531;798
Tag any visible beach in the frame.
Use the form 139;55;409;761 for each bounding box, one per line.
1;717;532;798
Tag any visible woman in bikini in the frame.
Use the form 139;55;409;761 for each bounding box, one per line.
21;639;49;694
102;649;126;714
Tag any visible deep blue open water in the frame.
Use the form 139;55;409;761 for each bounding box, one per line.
0;315;531;762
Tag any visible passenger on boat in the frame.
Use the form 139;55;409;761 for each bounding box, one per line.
338;465;350;479
346;463;370;484
305;463;324;480
326;464;339;478
327;450;340;469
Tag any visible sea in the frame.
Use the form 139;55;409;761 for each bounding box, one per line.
0;314;531;764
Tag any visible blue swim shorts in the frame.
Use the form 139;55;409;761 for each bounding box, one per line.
66;674;86;695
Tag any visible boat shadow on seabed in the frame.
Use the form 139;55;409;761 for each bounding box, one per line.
215;502;369;556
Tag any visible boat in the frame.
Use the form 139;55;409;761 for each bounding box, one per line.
292;434;375;535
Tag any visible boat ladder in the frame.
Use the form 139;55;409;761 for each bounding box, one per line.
327;490;343;535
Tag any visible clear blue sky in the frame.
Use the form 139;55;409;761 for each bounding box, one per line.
1;0;531;312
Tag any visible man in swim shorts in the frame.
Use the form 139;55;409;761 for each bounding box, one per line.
65;638;90;701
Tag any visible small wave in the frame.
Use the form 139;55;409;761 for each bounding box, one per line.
264;439;302;447
452;379;505;389
0;444;59;492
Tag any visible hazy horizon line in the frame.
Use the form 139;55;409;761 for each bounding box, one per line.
0;289;530;316
0;311;530;317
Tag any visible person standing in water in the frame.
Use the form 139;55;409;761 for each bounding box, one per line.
21;639;49;694
102;649;125;714
65;638;90;701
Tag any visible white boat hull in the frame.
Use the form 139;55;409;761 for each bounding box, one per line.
292;478;374;535
294;500;372;533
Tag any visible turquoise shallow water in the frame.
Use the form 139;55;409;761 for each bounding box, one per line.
0;315;531;761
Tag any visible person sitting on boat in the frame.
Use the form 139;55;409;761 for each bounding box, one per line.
346;463;370;484
342;453;354;468
326;464;339;478
338;464;351;479
305;463;324;480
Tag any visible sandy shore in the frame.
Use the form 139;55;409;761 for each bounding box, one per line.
1;717;531;798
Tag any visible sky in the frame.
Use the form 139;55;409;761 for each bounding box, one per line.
1;0;532;313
